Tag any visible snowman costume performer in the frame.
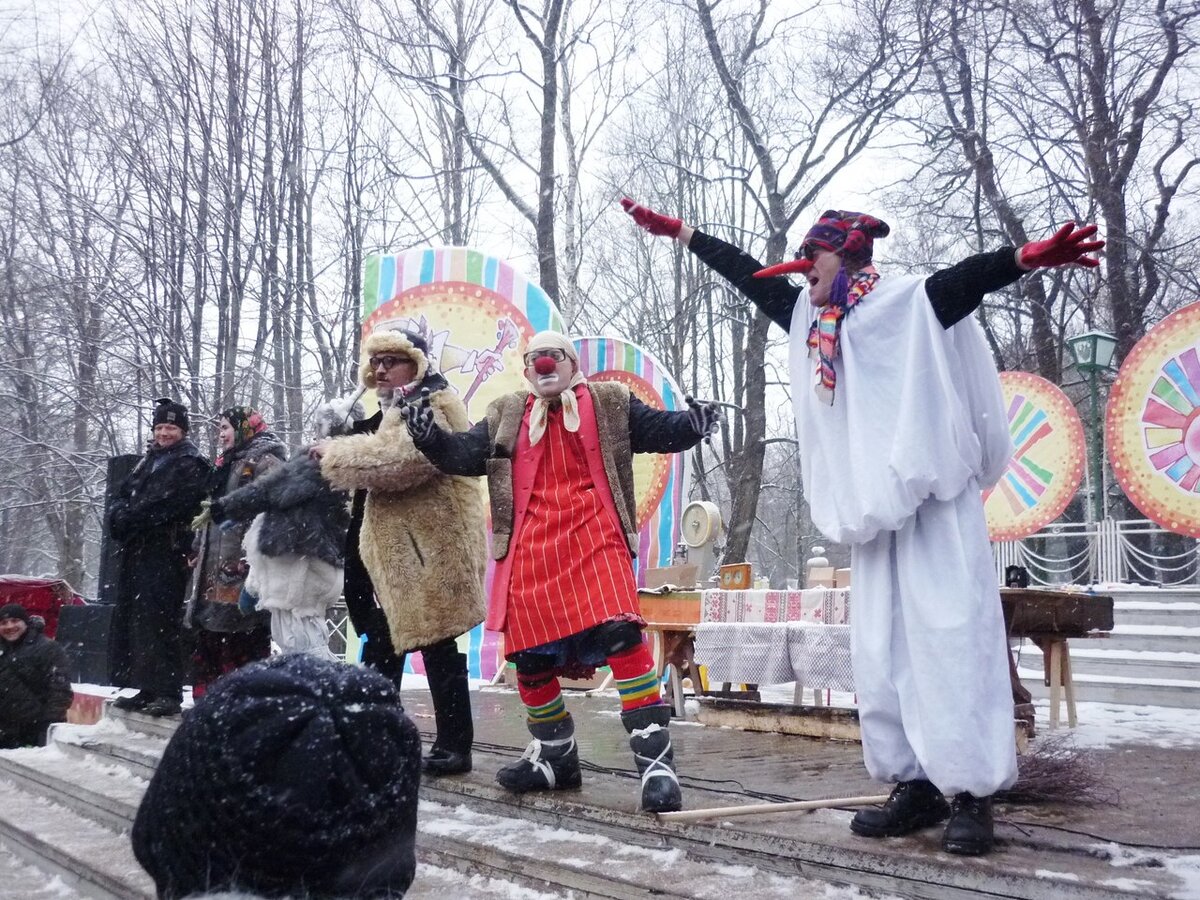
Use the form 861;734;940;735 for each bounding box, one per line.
624;199;1103;854
403;330;721;813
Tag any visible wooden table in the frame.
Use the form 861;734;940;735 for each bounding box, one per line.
1000;588;1114;729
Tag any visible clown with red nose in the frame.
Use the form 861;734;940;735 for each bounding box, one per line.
405;329;720;813
623;198;1102;855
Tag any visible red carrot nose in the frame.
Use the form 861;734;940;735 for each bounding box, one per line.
534;356;558;375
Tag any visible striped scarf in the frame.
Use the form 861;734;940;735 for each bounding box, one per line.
806;270;880;404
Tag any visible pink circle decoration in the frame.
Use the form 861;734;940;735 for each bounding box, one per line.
984;371;1086;541
1108;302;1200;536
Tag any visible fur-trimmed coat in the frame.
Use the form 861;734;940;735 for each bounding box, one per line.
320;388;487;653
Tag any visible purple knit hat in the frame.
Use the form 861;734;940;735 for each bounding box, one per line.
801;210;891;263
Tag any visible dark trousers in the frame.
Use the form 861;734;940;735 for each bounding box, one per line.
110;564;190;702
399;637;473;755
192;626;271;698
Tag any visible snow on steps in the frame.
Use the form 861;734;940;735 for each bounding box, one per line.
1;705;846;900
1016;587;1200;709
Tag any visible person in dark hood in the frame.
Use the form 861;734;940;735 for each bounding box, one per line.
187;406;287;698
109;399;212;717
132;654;421;899
211;394;364;659
0;604;74;747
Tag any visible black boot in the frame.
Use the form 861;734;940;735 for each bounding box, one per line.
141;697;183;717
496;716;582;793
941;793;995;855
850;779;950;838
621;705;682;813
422;642;473;777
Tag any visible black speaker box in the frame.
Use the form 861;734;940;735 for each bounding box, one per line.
55;604;115;685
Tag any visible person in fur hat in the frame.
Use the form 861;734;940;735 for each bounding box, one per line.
314;327;487;777
623;198;1103;854
188;408;288;700
109;399;212;717
403;330;721;813
209;394;366;659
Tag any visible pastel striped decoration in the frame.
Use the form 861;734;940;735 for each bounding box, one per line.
359;247;566;681
574;336;689;585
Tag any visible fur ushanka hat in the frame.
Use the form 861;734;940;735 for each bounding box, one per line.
131;654;422;899
360;327;432;389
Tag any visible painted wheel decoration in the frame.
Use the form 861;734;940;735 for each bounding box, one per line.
574;337;689;581
984;372;1086;541
1108;302;1200;536
361;247;566;680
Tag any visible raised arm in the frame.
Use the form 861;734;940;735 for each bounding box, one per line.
928;223;1105;329
401;391;491;476
629;396;721;455
622;198;801;332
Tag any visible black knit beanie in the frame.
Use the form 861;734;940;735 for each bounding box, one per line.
131;655;421;899
152;398;190;433
0;603;29;623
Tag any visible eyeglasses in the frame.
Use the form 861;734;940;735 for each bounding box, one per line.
369;355;412;371
523;348;566;366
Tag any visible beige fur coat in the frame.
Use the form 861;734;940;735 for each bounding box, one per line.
320;389;487;653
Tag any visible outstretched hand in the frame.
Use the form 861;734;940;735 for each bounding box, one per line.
1019;223;1105;270
621;197;682;238
686;396;722;444
400;388;437;444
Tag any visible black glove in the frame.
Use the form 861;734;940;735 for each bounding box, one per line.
686;396;721;442
400;388;437;444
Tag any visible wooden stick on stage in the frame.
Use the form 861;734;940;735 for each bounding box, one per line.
657;794;890;824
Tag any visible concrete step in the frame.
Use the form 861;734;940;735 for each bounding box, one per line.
0;839;87;899
1092;625;1200;653
1063;648;1200;681
16;719;849;900
418;748;1170;900
1114;600;1200;627
1104;586;1200;605
1019;667;1200;709
0;774;155;900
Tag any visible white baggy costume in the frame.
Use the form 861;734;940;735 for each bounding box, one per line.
790;274;1018;798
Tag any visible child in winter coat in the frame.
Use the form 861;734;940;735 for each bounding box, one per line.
210;395;365;658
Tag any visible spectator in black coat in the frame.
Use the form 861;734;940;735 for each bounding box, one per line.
109;399;212;717
0;604;74;748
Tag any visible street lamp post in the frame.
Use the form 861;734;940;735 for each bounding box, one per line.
1066;331;1119;523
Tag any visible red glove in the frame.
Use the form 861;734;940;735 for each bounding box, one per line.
621;197;682;238
1018;223;1105;269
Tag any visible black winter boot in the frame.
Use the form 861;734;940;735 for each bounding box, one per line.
941;793;995;855
423;643;474;777
850;779;950;838
113;692;152;711
495;716;582;793
621;705;682;813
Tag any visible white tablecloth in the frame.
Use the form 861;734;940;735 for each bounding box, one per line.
693;622;854;691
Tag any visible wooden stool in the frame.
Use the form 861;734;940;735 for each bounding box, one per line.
1032;636;1077;729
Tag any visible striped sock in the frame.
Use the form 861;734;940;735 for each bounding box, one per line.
607;643;662;711
517;674;568;723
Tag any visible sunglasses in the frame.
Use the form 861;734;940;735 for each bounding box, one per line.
369;355;412;371
523;348;567;366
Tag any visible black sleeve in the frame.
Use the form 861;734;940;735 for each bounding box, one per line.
42;641;75;720
925;247;1025;329
688;231;801;333
629;397;703;455
118;457;211;532
415;420;491;476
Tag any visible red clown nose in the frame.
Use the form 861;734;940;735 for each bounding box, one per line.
533;356;559;375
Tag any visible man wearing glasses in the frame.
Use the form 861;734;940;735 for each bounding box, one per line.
316;326;488;777
403;330;720;813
